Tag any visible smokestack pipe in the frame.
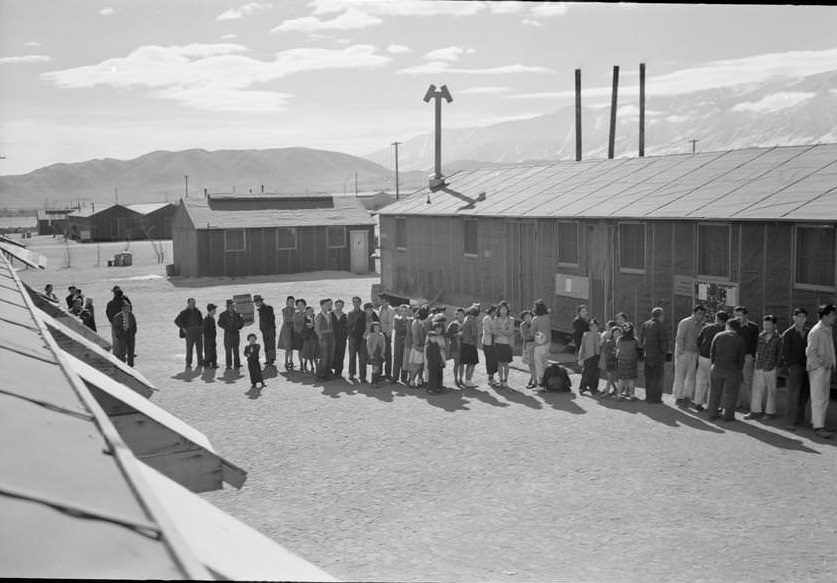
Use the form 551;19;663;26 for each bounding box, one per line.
575;68;582;162
608;65;619;160
639;62;646;157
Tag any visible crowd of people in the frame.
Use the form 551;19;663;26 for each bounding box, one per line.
42;281;836;438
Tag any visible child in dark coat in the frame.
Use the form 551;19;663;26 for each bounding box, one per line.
244;333;265;388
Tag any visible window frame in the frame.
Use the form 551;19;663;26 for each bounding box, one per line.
794;224;836;291
696;222;731;280
326;225;346;249
276;227;297;250
556;221;580;267
224;229;246;252
395;217;407;251
618;222;646;274
463;218;479;257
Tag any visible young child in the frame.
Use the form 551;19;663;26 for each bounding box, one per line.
577;318;602;395
301;305;318;373
599;322;620;397
243;333;265;389
425;320;447;394
367;321;386;387
446;308;465;387
519;310;537;388
616;323;639;400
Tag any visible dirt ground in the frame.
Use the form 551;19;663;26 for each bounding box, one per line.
17;235;837;583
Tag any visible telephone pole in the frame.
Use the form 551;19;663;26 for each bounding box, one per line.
688;139;700;154
184;175;189;198
391;141;402;201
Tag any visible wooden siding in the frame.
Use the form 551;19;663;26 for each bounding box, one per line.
176;223;374;278
381;215;837;343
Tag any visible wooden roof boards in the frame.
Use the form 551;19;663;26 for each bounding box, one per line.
379;143;837;223
181;195;375;230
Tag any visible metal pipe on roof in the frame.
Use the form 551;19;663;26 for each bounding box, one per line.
575;68;582;162
608;65;619;159
639;62;646;158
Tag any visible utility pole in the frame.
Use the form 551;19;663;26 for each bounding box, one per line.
354;172;358;196
608;65;620;160
391;141;402;201
184;175;189;198
639;62;646;157
688;139;700;154
114;187;118;205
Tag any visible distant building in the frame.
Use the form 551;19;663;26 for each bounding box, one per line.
36;208;74;236
67;202;176;241
332;191;398;212
379;144;837;343
172;193;376;277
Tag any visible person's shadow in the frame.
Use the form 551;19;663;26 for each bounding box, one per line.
702;414;821;453
221;366;244;384
200;367;217;383
244;385;263;399
459;386;510;409
171;365;203;383
495;386;543;410
535;389;586;415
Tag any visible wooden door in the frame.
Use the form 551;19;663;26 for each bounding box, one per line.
350;230;368;274
506;222;537;310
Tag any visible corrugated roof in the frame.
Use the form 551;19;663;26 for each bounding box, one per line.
182;195;375;229
127;202;173;215
379;144;837;222
0;253;205;579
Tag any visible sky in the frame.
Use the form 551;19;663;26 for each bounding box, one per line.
1;0;837;175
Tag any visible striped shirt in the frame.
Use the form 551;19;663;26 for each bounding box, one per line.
754;330;781;371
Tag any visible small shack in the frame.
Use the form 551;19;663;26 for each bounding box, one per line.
36;208;74;236
172;193;376;277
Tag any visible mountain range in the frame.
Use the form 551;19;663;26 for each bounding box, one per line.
0;148;426;209
2;69;835;209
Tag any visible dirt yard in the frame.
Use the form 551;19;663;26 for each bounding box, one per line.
17;235;837;583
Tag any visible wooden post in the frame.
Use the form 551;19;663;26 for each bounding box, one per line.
639;62;646;157
392;141;401;201
608;65;619;159
575;68;582;162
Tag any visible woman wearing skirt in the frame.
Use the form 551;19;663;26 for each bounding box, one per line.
278;295;295;370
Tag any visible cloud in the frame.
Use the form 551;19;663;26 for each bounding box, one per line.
489;2;524;14
530;3;568;17
24;41;42;47
41;43;391;112
458;86;512;95
397;61;552;76
216;2;270;21
732;92;817;114
221;33;237;40
522;18;542;27
508;47;837;100
0;54;51;64
273;8;383;32
423;46;474;63
310;0;486;17
99;7;114;16
386;44;412;54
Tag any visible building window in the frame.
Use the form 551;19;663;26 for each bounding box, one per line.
464;219;478;255
326;226;346;248
619;223;646;272
395;218;407;250
557;222;579;265
224;229;245;252
796;226;836;288
277;227;297;250
698;224;730;278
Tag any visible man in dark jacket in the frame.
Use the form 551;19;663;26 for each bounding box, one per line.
203;303;218;368
65;286;77;309
782;307;810;430
174;297;204;368
218;299;244;369
112;301;137;367
571;304;590;352
253;294;276;366
639;306;669;403
707;317;746;421
106;286;131;346
346;296;366;381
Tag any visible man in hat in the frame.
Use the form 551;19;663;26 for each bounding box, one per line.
112;300;137;367
253;294;276;366
218;299;244;369
707;317;746;421
203;303;218;368
781;307;810;431
733;305;760;413
346;296;366;382
174;297;204;368
106;286;131;346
